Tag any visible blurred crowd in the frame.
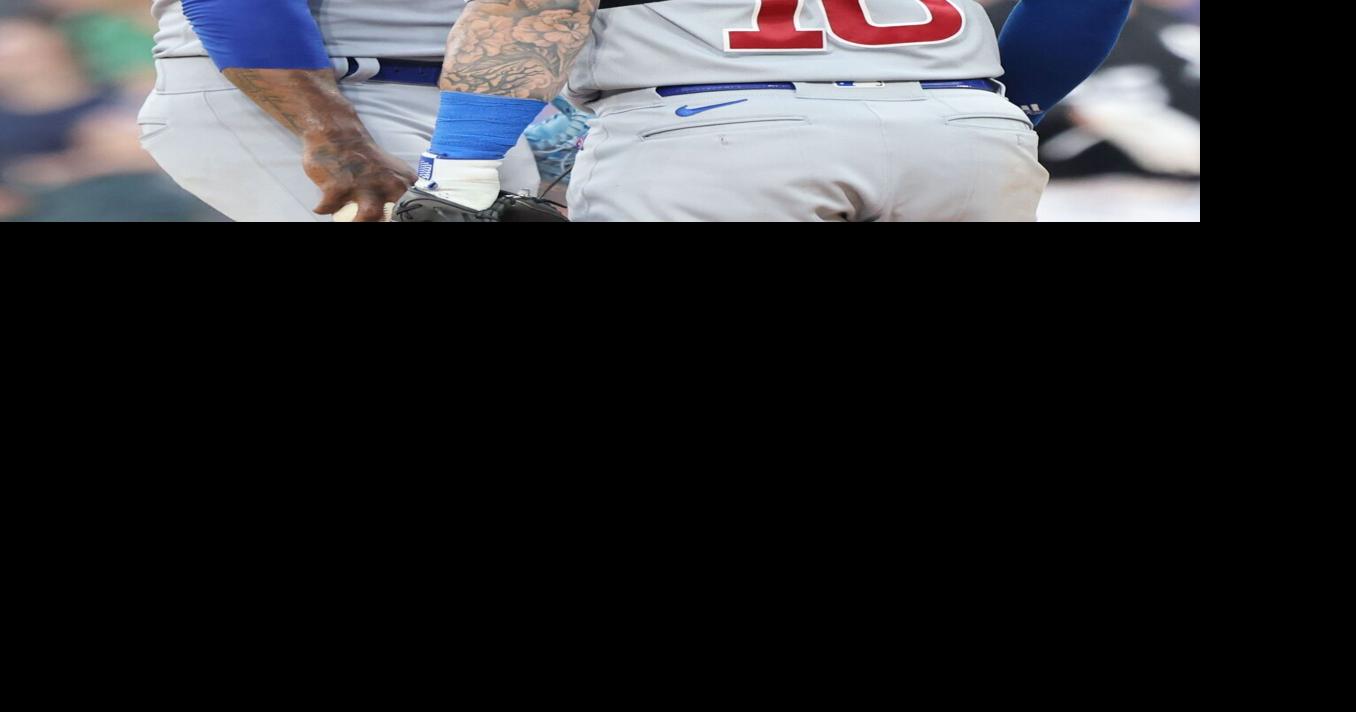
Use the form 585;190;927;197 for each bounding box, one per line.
0;0;221;220
1;0;1199;222
982;0;1201;220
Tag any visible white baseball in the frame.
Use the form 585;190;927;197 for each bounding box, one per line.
334;202;396;222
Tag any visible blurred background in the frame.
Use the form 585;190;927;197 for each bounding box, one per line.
983;0;1201;221
1;0;1199;222
0;0;223;220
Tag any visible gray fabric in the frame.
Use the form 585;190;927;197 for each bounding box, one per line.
139;57;538;222
151;0;460;62
568;83;1047;222
570;1;1003;101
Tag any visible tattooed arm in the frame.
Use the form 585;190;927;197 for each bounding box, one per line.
220;69;414;221
180;0;409;219
440;0;601;101
386;0;599;217
178;0;411;220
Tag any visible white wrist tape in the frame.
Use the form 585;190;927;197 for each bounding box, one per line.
416;153;502;212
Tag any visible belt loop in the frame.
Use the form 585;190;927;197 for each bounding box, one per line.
335;58;381;85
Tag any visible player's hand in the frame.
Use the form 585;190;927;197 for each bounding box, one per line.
304;134;416;222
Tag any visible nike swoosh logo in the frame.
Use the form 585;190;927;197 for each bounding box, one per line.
675;99;749;117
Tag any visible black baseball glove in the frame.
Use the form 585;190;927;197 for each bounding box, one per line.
391;186;568;223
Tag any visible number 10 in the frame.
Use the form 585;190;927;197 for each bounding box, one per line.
725;0;967;52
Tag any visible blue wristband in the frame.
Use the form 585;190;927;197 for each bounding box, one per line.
429;92;547;161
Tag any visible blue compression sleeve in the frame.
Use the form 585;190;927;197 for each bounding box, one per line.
429;92;547;160
998;0;1132;124
182;0;330;71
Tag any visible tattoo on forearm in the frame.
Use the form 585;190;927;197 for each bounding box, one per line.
224;69;322;134
223;68;364;141
222;67;413;208
441;0;600;100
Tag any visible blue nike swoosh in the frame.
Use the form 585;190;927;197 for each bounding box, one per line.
675;99;749;117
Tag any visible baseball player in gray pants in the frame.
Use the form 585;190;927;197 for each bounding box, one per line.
396;0;1130;223
140;0;538;222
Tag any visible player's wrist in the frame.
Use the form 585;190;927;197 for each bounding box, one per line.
428;92;545;160
415;153;503;211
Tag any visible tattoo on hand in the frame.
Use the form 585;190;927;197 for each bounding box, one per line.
441;0;601;100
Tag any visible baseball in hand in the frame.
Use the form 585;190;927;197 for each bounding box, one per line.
333;202;396;222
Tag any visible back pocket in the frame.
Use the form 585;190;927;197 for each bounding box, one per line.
945;114;1033;132
136;95;172;146
640;116;807;141
137;117;171;146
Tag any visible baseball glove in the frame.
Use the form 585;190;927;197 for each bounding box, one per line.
392;186;568;223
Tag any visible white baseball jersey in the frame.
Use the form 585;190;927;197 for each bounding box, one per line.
151;1;463;61
572;0;1004;94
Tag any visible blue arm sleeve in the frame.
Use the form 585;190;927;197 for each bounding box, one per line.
998;0;1132;124
181;0;330;71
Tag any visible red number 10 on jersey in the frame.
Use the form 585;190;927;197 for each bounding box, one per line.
726;0;966;52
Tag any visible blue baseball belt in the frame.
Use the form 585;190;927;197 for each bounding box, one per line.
351;65;1004;96
342;58;444;86
656;79;1002;97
